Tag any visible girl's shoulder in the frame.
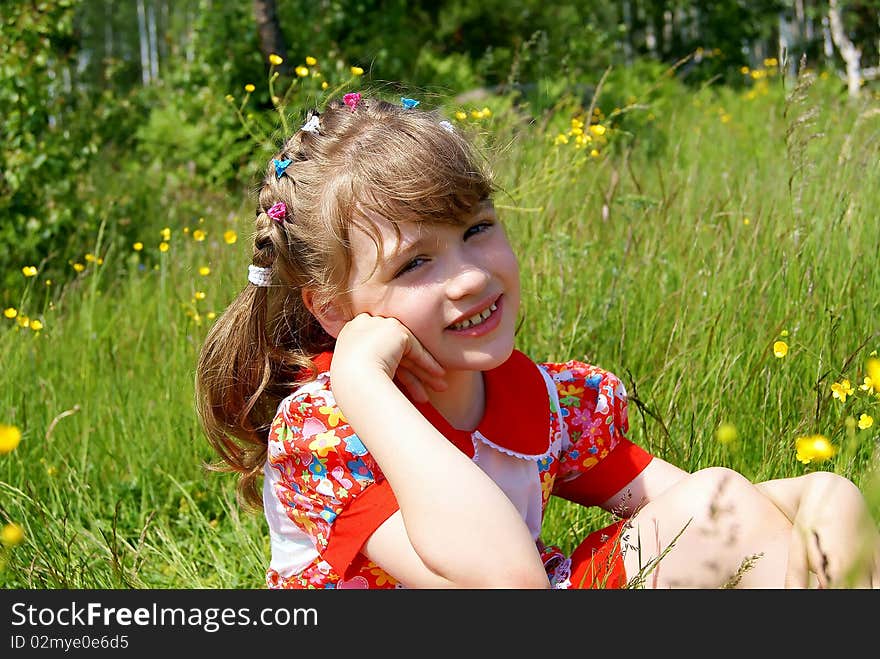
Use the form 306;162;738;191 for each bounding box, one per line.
267;361;372;468
275;371;337;428
273;352;338;427
535;358;629;432
538;358;627;396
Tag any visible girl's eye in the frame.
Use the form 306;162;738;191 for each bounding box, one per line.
464;221;493;240
394;257;427;278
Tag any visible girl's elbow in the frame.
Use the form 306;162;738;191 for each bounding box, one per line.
423;554;550;589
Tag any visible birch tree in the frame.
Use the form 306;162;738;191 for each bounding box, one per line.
827;0;864;96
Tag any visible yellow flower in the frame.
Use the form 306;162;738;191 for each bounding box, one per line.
269;54;283;66
309;430;341;457
321;81;328;90
3;308;17;319
223;230;237;245
72;262;85;272
194;291;206;301
858;414;873;430
350;65;364;76
589;124;606;136
21;266;38;277
244;83;255;93
29;319;43;331
0;523;24;546
198;266;211;276
860;375;875;394
0;424;22;454
133;242;143;251
160;227;171;241
454;111;467;121
795;434;836;464
84;253;96;263
716;422;738;445
772;341;788;358
867;358;880;388
16;315;29;327
295;65;309;77
590;149;601;158
193;229;206;242
207;311;216;320
225;94;235;103
554;134;569;145
318;405;346;427
481;107;492;117
831;379;854;403
159;242;169;253
305;56;317;66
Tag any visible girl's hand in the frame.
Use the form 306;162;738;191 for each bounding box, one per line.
331;313;447;403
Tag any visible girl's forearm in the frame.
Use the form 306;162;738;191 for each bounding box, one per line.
335;373;549;587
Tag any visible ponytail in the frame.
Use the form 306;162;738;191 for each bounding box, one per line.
195;281;332;510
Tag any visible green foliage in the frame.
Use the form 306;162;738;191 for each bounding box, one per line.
0;0;94;296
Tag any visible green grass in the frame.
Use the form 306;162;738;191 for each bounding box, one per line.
2;67;879;587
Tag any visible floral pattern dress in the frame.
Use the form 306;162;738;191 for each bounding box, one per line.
262;350;653;589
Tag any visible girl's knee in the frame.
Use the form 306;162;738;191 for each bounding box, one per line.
799;470;866;512
801;470;859;494
675;467;780;523
684;466;753;499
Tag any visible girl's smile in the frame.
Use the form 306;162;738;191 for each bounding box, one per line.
445;295;502;335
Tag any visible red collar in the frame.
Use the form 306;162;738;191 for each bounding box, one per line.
310;350;550;459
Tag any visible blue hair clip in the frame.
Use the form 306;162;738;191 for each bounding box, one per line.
273;158;292;179
401;97;419;109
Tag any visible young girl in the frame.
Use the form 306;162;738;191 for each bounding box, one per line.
195;95;879;589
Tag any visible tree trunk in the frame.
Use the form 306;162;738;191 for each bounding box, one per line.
253;0;291;75
828;0;862;98
148;0;159;82
137;0;150;85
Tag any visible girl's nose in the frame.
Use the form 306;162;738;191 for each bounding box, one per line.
445;262;490;300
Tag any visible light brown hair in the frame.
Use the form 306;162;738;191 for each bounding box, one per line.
195;96;494;509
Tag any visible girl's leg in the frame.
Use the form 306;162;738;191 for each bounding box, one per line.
620;467;795;588
755;471;880;588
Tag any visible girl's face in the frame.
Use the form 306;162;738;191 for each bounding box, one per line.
343;201;521;374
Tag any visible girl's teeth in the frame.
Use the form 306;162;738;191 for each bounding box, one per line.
451;303;497;330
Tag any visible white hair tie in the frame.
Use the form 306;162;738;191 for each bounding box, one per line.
248;264;273;287
301;115;320;134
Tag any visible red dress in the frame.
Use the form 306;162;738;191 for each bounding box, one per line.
263;350;653;589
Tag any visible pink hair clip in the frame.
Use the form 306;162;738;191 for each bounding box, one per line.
343;92;361;112
267;201;287;223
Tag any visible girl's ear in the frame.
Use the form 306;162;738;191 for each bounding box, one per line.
301;288;348;338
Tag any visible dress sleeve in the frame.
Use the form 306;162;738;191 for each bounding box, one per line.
265;384;399;581
546;361;654;507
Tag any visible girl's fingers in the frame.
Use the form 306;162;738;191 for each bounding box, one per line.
398;356;448;392
399;330;445;378
396;366;430;403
